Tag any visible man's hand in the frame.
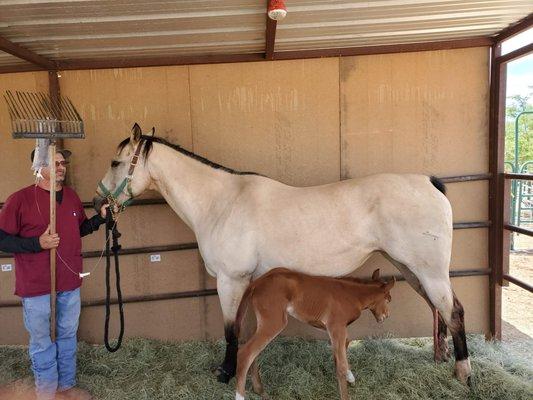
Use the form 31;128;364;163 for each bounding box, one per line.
39;225;60;249
100;204;118;219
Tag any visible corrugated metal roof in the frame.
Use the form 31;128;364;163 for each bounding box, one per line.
0;0;531;68
0;51;32;68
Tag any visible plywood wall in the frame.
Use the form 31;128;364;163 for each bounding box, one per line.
0;47;490;345
0;72;49;201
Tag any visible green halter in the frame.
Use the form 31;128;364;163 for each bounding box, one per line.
97;140;144;213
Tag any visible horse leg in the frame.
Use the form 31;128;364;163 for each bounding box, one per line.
437;309;451;361
327;325;350;400
344;338;355;385
235;310;287;400
383;254;449;362
449;292;470;385
216;273;251;383
417;275;470;384
250;360;269;399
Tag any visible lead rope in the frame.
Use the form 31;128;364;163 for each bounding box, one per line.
33;184;120;279
104;211;125;352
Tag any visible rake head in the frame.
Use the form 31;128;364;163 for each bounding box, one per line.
3;90;84;139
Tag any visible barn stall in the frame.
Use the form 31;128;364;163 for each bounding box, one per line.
0;1;532;399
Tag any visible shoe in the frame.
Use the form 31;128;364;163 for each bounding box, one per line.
56;387;93;400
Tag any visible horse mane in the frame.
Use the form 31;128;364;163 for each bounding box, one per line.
117;135;260;176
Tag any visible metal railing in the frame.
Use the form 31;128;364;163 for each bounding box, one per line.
0;172;494;309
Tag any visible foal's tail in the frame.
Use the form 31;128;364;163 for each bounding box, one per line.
234;283;255;339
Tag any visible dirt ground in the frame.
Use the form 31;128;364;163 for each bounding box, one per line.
502;229;532;341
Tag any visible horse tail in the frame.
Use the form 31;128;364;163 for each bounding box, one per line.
430;176;446;196
234;283;255;339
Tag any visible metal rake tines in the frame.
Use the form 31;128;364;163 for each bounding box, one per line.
3;90;84;139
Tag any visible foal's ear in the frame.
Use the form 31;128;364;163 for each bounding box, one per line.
383;276;395;292
148;127;156;137
371;269;380;281
131;123;142;143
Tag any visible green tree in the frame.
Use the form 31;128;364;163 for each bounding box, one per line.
505;89;533;172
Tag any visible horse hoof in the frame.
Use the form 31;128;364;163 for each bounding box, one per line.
453;358;472;386
215;367;232;384
346;370;356;385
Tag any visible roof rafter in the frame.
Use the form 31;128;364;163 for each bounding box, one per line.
0;35;56;69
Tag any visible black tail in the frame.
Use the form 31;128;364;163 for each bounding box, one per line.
430;176;446;196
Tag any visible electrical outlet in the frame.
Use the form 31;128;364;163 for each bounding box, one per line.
150;254;161;262
1;264;12;272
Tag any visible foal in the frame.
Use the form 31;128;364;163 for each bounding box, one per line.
234;268;395;400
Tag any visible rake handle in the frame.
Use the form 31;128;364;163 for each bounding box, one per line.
49;142;57;342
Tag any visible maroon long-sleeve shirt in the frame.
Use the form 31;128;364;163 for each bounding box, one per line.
0;185;87;297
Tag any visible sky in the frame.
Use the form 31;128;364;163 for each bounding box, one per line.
504;28;532;99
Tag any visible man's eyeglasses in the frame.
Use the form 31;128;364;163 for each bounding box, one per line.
55;161;70;167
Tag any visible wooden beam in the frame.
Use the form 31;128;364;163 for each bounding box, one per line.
504;224;533;237
0;35;55;70
504;172;533;181
48;70;66;149
265;15;277;60
495;42;533;65
503;274;533;293
488;43;506;341
273;37;493;60
56;53;265;71
0;64;44;74
58;37;493;69
0;37;492;74
494;13;533;44
48;71;60;102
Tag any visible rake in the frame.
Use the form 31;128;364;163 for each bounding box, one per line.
3;90;84;138
3;90;85;341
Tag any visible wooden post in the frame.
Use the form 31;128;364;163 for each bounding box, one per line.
488;43;506;340
49;142;57;341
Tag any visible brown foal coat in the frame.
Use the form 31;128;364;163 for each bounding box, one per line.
234;267;395;400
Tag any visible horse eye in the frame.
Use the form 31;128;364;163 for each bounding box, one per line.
111;161;121;168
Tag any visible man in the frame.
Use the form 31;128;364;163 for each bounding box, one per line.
0;149;108;400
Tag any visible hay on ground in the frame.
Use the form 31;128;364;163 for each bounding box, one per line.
0;335;531;400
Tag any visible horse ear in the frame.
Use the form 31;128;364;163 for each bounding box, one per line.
383;276;395;292
148;127;155;137
372;269;380;281
131;123;142;143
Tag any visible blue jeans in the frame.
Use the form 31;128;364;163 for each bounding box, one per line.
22;288;81;400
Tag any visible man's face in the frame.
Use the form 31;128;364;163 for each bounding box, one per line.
36;152;69;184
55;153;67;183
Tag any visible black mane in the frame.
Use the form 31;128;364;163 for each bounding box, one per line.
118;135;260;176
430;176;446;195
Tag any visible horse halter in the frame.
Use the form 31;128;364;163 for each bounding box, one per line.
97;139;144;217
